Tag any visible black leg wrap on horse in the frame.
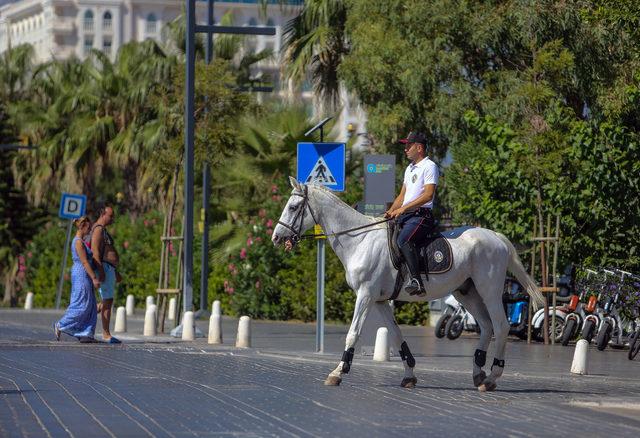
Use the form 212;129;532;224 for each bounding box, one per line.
341;348;355;374
399;341;416;368
491;358;505;370
474;349;487;368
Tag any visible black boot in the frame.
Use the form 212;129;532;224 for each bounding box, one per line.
399;242;426;296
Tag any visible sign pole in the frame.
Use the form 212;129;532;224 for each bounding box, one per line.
316;225;325;353
317;127;326;353
55;220;73;309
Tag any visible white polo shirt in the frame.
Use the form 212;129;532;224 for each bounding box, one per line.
401;157;439;209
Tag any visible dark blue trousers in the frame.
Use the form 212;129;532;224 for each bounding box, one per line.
397;210;435;247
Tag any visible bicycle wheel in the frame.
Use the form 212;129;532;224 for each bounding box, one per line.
629;330;640;360
561;318;577;346
582;319;596;343
596;321;611;351
445;314;464;340
434;312;451;339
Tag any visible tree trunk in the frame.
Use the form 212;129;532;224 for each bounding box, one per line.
2;260;18;307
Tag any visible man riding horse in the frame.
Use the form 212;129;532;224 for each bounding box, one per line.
385;131;439;297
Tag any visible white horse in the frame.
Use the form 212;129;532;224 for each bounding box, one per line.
272;177;544;391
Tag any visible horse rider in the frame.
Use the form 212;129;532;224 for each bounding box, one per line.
384;131;439;296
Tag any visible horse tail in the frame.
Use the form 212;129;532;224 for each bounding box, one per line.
496;232;545;310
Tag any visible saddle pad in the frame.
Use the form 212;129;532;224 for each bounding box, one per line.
419;236;453;274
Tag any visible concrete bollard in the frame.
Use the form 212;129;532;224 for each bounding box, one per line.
208;313;222;344
24;292;34;310
373;327;390;362
143;304;157;337
168;297;177;321
212;300;221;316
236;316;251;348
182;311;195;341
146;295;154;308
114;306;127;333
571;339;589;375
126;295;135;316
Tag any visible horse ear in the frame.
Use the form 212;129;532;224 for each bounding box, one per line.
289;176;300;190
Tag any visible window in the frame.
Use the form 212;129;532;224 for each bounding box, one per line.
84;37;93;55
84;10;94;32
248;18;257;26
103;39;112;55
146;13;157;33
103;11;112;31
266;18;275;27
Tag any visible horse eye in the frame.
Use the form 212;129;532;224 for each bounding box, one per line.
289;204;298;211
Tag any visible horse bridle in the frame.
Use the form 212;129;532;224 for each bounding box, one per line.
276;185;319;244
276;185;391;244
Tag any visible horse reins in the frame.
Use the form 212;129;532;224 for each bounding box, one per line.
276;186;392;243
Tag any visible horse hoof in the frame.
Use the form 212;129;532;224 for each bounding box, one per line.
478;381;497;392
324;375;342;386
400;377;417;388
473;371;487;387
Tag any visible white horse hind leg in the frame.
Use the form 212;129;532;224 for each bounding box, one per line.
474;280;510;392
325;291;374;386
377;301;418;388
452;289;494;387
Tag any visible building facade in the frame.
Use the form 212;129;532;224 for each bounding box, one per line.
0;0;302;62
0;0;368;147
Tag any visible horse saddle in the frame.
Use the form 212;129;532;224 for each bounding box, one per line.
387;220;453;275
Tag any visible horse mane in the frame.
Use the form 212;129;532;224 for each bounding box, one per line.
306;183;381;223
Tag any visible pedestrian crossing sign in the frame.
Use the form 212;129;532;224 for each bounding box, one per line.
297;142;345;191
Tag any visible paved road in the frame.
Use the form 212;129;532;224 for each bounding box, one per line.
1;309;640;437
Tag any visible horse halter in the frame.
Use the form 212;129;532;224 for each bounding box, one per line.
276;185;319;244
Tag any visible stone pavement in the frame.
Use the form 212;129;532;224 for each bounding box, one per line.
1;308;640;437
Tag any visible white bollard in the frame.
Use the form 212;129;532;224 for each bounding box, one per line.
168;297;177;321
373;327;390;362
24;292;34;310
143;304;157;337
114;306;127;333
212;300;221;316
208;313;222;344
182;311;195;341
126;295;135;316
146;295;154;308
236;316;251;348
571;339;589;375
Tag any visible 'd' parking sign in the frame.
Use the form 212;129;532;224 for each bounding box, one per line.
59;193;87;219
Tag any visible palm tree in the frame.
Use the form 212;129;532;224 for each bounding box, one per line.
209;104;318;261
281;0;348;112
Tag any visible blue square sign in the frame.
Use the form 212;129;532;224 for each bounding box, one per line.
297;142;345;191
59;193;87;219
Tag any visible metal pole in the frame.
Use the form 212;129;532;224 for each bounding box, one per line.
55;220;73;309
316;237;325;352
196;0;214;319
183;0;195;314
316;127;326;353
198;165;211;318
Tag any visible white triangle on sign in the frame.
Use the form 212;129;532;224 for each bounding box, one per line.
305;156;337;186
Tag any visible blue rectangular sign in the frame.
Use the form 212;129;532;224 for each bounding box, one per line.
296;142;345;192
59;193;87;219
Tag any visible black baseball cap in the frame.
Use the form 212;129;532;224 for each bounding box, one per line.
399;131;427;146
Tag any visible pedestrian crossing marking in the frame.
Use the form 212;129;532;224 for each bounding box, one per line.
305;156;337;186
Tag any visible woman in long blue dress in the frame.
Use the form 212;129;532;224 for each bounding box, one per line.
55;216;100;342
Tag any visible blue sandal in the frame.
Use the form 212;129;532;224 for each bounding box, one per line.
107;337;121;344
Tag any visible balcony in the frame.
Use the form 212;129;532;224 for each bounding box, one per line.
51;17;75;35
